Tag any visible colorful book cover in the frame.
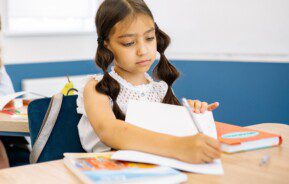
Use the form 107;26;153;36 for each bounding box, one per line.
63;153;187;184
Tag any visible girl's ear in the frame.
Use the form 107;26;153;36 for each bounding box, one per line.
104;41;111;50
103;40;115;57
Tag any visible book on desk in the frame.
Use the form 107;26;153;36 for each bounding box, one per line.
0;99;29;120
0;91;32;120
216;122;282;153
63;152;187;184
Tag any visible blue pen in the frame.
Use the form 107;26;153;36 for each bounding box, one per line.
182;98;204;133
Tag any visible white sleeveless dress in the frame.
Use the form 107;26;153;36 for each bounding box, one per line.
77;66;168;152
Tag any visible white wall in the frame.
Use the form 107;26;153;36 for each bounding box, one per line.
1;34;98;64
148;0;289;62
1;0;289;64
0;0;98;64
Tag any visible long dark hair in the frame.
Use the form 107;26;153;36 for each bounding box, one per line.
95;0;180;120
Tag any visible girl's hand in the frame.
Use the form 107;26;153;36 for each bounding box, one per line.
187;99;219;114
174;134;221;164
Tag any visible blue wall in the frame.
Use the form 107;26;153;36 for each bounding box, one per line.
5;60;289;126
172;61;289;126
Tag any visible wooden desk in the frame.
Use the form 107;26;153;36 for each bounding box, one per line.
0;112;29;136
0;123;288;184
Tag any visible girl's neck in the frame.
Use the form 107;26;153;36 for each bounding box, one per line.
113;66;149;86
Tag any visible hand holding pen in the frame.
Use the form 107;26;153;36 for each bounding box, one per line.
174;98;221;164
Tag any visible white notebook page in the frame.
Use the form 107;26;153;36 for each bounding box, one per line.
111;100;223;175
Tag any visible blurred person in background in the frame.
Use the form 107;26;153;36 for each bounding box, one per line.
0;16;30;169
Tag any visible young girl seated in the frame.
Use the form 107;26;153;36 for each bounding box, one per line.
77;0;221;164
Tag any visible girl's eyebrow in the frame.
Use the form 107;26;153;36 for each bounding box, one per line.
118;27;155;38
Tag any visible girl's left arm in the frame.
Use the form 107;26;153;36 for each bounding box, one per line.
187;99;219;114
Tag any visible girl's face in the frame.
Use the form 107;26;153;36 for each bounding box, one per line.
105;14;157;75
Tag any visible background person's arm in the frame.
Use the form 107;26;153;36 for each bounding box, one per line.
0;31;15;96
0;57;15;96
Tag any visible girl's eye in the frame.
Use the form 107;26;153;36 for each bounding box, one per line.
146;37;155;41
122;42;134;47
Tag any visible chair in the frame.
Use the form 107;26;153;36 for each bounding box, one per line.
28;95;85;163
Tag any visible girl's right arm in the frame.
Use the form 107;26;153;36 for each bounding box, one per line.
83;79;221;164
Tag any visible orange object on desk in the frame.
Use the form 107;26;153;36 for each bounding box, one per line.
2;99;30;108
0;99;30;116
216;122;282;153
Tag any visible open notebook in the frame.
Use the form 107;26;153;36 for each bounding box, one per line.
111;100;224;175
63;152;187;184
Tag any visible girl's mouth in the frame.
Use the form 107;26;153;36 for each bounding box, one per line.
136;59;150;66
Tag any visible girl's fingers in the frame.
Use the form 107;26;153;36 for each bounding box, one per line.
187;100;195;112
207;102;219;111
204;144;221;159
200;102;208;113
205;136;221;151
187;100;195;108
188;100;219;113
188;100;201;113
194;100;202;113
201;151;214;163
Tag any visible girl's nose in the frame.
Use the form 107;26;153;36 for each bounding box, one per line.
137;41;148;56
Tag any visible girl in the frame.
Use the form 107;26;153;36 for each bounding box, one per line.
77;0;221;164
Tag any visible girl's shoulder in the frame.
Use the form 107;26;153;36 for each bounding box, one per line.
80;74;103;90
83;74;104;84
78;74;104;94
76;74;104;116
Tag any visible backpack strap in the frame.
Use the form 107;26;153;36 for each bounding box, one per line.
29;93;63;164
